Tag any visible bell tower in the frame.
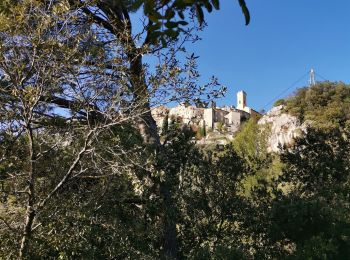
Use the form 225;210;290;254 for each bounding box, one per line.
237;90;247;110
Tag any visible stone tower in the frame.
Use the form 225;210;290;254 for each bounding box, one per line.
237;90;247;110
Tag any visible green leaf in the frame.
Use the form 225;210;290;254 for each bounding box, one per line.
182;0;196;4
148;11;162;23
177;21;188;26
178;11;185;20
211;0;220;10
164;29;179;39
165;8;175;19
127;0;144;13
161;37;167;48
149;14;159;23
165;21;178;29
237;0;250;25
195;4;204;26
148;22;162;31
204;1;213;13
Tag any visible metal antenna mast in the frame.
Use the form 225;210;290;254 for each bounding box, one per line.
309;68;316;86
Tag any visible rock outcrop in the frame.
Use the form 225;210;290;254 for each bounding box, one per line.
258;105;308;153
152;104;311;152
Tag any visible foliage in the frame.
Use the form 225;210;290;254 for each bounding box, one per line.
249;127;350;259
273;98;285;107
124;0;250;44
3;1;350;260
232;118;282;198
279;127;350;194
215;121;224;132
179;144;251;258
285;81;350;130
162;113;169;133
199;121;206;137
233;118;269;170
0;0;243;257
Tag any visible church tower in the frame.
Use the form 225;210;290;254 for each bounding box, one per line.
237;90;247;110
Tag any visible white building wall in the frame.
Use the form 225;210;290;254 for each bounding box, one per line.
237;90;247;110
204;108;214;130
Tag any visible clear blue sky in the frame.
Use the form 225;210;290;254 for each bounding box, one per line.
183;0;350;111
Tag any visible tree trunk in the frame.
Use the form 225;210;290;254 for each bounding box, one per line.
19;126;36;259
160;180;178;259
130;55;178;259
19;207;35;259
79;2;179;257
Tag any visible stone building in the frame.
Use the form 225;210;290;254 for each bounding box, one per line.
236;90;261;119
151;90;260;134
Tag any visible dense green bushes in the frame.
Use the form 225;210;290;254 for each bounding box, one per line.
285;81;350;130
3;83;350;259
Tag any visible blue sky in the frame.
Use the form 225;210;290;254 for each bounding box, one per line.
182;0;350;111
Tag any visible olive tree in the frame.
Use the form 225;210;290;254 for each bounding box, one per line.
0;0;250;258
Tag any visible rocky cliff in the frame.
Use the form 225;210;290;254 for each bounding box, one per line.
258;105;309;153
152;104;311;152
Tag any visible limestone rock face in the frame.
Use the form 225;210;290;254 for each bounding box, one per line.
258;105;308;153
151;106;169;127
169;105;204;125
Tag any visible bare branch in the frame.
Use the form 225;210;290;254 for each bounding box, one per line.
38;129;95;208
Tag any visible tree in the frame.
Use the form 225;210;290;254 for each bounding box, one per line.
0;2;153;257
162;113;169;134
179;144;250;258
249;127;350;258
0;0;251;258
285;81;350;130
233;118;269;171
52;1;249;258
200;120;206;137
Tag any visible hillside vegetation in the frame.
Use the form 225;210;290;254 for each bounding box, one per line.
0;1;349;256
284;81;350;130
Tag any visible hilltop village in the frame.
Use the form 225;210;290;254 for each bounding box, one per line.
152;91;261;141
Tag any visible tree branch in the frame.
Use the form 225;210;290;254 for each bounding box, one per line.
38;129;95;208
0;216;20;234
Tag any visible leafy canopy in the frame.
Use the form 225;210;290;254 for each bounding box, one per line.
285;81;350;130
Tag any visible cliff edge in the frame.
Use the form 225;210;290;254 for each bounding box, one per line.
258;105;309;153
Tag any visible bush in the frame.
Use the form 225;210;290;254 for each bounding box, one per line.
273;99;285;107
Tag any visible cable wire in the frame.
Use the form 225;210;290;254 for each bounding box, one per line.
262;72;309;110
315;72;328;81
